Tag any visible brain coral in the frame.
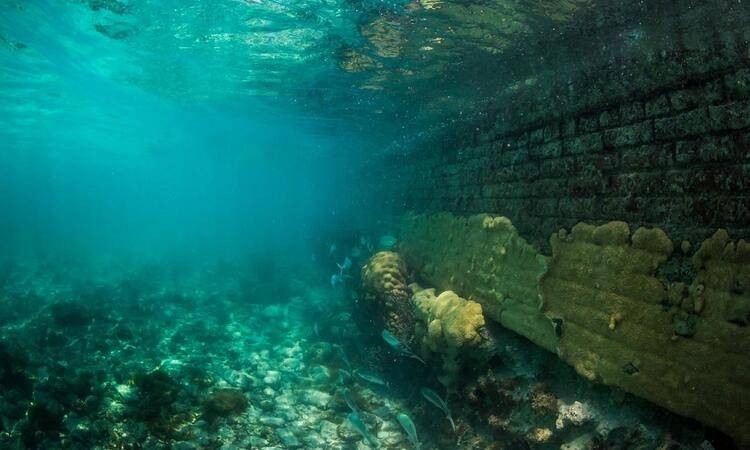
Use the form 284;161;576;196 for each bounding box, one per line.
360;251;414;341
412;286;493;386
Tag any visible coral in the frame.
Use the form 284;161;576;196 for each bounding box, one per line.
530;388;557;416
399;213;554;351
542;222;750;446
526;427;553;444
203;388;248;421
412;287;493;385
360;15;404;58
555;401;593;430
359;251;414;341
130;369;192;439
690;229;750;326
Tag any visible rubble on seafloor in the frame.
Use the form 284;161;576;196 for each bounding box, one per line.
0;257;728;449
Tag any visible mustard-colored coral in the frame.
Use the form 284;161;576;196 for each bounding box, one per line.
691;229;750;325
411;285;492;386
362;251;410;301
360;251;414;340
399;213;555;351
542;222;749;446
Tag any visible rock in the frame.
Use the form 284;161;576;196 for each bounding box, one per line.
261;304;286;319
319;419;338;436
556;401;594;429
309;365;331;383
561;433;595;450
260;416;284;427
263;370;281;386
300;389;331;408
276;428;301;448
301;431;325;448
280;357;303;372
248;436;268;447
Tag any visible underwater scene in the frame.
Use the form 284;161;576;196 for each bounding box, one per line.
2;1;750;449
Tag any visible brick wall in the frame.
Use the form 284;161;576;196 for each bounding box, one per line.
365;0;750;252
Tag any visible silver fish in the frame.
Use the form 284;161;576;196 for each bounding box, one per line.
337;257;352;273
346;412;379;448
336;345;353;372
341;387;359;413
354;369;388;387
396;412;421;449
381;330;426;364
421;387;455;432
378;234;397;249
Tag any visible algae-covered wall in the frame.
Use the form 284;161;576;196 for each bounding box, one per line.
362;1;750;443
397;213;750;446
368;0;750;250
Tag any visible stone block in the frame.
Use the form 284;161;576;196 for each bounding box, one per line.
565;132;603;155
645;94;670;118
654;108;710;140
708;100;750;131
604;120;654;148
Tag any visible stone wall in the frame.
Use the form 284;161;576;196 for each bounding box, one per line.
366;0;750;251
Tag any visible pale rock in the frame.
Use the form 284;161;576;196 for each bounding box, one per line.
276;428;301;448
259;416;284;427
319;419;338;436
301;389;331;408
263;370;281;385
556;401;594;430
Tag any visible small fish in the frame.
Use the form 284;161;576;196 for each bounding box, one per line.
313;321;320;337
341;387;359;413
328;243;337;255
396;412;421;449
381;330;426;364
329;311;352;322
337;257;352;273
331;273;343;288
336;345;352;372
421;387;455;432
353;369;388;387
346;412;379;448
378;234;397;249
360;236;373;252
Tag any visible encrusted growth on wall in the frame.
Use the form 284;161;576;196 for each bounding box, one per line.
398;212;750;446
399;213;556;350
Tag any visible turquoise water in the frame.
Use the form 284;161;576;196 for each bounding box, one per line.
0;2;739;449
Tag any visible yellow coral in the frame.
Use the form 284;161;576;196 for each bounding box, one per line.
361;251;410;302
360;251;413;340
412;287;490;385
